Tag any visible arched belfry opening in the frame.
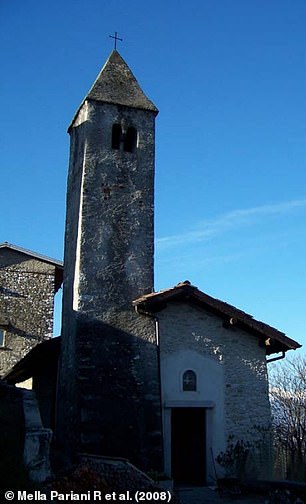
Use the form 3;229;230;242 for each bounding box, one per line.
111;123;137;153
112;123;122;149
124;126;137;153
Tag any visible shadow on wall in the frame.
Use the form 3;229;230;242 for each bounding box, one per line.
56;311;164;472
0;381;30;490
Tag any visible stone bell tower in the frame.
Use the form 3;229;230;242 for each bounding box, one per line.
56;50;163;470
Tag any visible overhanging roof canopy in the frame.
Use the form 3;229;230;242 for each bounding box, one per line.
133;281;301;356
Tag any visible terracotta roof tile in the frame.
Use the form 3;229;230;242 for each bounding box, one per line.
133;281;301;355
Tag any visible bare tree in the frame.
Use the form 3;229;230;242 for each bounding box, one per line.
269;355;306;481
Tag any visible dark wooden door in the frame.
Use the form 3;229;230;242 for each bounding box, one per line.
171;408;206;485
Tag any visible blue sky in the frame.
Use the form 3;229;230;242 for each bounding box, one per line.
1;0;306;352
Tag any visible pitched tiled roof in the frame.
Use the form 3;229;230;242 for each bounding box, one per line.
133;281;301;355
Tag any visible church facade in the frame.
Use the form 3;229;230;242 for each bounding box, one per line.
134;281;299;483
4;50;301;485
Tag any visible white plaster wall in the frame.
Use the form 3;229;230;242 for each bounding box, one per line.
161;349;224;405
160;349;225;483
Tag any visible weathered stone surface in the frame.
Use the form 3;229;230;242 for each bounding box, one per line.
23;390;52;482
57;55;162;471
0;248;58;377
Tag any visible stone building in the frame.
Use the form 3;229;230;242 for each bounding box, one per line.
0;242;63;377
133;281;300;483
4;50;301;485
54;49;300;483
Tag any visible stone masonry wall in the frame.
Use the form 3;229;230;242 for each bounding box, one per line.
72;101;155;315
72;311;163;471
57;99;162;471
0;250;56;377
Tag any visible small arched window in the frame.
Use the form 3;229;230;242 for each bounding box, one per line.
124;126;137;153
182;370;197;391
112;123;122;149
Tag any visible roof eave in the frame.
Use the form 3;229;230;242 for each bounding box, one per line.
68;97;158;133
0;242;63;269
133;283;302;354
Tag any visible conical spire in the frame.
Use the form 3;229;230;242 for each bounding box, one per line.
85;50;158;113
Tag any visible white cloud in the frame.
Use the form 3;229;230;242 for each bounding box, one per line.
157;198;306;250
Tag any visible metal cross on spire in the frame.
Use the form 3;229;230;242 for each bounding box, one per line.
109;31;123;50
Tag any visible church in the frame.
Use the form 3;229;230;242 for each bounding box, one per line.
4;49;301;486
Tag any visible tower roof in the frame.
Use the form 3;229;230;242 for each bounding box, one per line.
87;50;158;111
70;50;158;130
